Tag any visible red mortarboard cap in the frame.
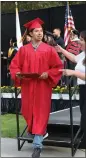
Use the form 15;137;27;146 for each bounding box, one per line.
24;17;44;31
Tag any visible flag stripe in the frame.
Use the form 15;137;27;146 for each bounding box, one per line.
64;3;75;46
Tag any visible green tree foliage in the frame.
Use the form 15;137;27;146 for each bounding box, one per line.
1;1;86;13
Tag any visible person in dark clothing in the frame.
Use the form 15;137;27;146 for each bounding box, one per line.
8;37;18;65
53;28;65;48
7;37;18;85
1;51;8;86
53;28;66;85
53;28;65;62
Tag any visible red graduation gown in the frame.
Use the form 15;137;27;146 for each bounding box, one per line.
10;42;63;135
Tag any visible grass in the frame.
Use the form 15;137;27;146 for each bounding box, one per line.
1;114;27;138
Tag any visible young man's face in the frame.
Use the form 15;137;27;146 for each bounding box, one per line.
30;27;43;42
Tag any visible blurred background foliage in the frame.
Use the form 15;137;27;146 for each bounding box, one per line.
1;1;86;13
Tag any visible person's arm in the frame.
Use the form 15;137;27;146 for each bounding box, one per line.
73;70;86;81
59;69;86;81
55;44;76;63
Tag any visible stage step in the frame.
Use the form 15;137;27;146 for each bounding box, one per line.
18;135;71;147
46;123;84;148
18;132;83;149
18;123;83;148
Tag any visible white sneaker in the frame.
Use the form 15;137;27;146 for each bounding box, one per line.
43;132;49;139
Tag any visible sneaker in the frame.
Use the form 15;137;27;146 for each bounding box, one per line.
32;148;41;158
43;132;49;139
27;132;34;139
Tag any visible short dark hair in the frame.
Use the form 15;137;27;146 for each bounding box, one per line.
53;28;61;33
72;29;79;37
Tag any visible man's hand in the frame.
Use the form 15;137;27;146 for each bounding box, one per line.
39;72;48;79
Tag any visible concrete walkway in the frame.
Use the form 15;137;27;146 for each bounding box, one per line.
1;138;85;157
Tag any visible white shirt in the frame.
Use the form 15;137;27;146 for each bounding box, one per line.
75;51;86;85
71;37;80;42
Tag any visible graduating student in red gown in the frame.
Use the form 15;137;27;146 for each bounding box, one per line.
10;17;63;158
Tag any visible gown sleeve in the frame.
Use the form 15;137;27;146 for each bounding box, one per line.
47;47;63;87
9;47;24;87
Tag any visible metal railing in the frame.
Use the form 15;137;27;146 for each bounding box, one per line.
68;76;84;156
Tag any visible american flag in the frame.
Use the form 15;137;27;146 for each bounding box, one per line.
64;2;75;46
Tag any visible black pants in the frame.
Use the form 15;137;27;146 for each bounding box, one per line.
79;85;86;116
79;85;86;133
79;85;86;146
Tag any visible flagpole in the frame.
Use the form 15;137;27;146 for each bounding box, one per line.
15;1;18;7
15;2;23;48
15;2;28;43
67;1;69;16
66;2;74;156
